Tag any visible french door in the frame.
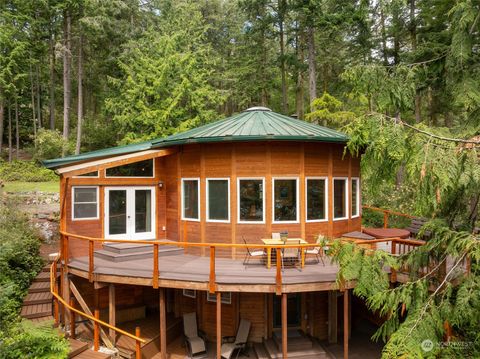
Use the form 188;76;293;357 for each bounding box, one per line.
105;187;156;240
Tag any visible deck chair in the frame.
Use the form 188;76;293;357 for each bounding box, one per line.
242;237;266;268
183;312;207;358
281;239;301;271
304;235;325;266
221;319;251;359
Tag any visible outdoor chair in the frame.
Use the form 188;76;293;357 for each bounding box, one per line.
242;237;266;268
281;239;301;271
304;235;325;266
221;318;251;359
183;312;207;358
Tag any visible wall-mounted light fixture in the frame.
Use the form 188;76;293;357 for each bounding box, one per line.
158;181;164;189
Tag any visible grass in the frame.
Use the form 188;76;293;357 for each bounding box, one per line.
3;181;59;193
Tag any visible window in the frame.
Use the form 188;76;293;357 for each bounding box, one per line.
306;178;327;222
238;178;264;223
207;179;230;222
75;171;98;177
351;178;360;218
183;289;196;298
105;159;154;177
207;292;232;305
273;178;299;223
333;178;348;220
182;179;200;220
72;187;98;220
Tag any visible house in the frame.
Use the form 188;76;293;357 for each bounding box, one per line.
44;107;363;359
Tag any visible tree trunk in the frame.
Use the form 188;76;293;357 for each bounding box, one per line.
8;102;12;163
36;65;42;128
307;25;317;108
279;0;288;114
15;98;19;159
63;9;72;149
49;32;55;130
410;0;422;123
296;29;305;120
30;69;37;144
380;6;388;66
75;32;83;155
0;89;4;154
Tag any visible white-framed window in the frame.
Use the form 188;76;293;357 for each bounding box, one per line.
183;289;196;298
105;159;154;178
207;292;232;305
238;178;265;224
73;170;99;178
181;178;200;221
206;178;230;222
72;186;99;220
351;177;360;218
272;178;299;223
333;177;349;220
306;177;328;222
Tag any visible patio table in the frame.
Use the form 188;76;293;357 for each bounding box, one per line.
261;238;308;269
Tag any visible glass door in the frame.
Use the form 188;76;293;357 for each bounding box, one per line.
105;187;155;240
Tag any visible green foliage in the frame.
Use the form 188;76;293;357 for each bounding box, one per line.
0;160;57;182
330;221;480;358
0;320;69;359
305;92;356;128
32;129;74;162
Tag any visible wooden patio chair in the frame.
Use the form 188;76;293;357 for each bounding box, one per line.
281;239;301;271
304;235;325;266
242;237;266;268
183;312;207;358
221;318;251;359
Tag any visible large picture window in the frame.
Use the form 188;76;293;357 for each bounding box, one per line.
333;178;348;220
351;178;360;218
106;159;154;177
273;178;299;223
306;178;327;222
72;187;98;220
238;178;264;223
207;179;230;222
182;179;200;221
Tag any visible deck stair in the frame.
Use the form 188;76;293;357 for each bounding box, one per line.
94;241;183;262
254;330;331;359
68;338;112;359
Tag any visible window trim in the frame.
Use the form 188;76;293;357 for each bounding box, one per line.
272;177;300;224
181;178;201;222
206;177;230;223
351;177;360;218
237;177;265;224
104;159;155;178
72;186;99;221
332;177;349;221
305;176;329;223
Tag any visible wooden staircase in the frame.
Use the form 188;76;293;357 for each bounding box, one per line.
94;241;183;262
68;338;112;359
20;266;55;322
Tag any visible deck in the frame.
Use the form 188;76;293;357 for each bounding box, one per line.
68;251;345;293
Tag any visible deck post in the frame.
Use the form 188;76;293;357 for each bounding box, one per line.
94;309;100;351
383;212;389;228
343;289;349;359
135;327;141;359
209;246;216;293
88;240;94;282
275;248;282;295
281;293;288;359
69;298;76;339
216;291;222;359
109;284;116;345
153;244;159;289
328;291;338;343
159;287;167;359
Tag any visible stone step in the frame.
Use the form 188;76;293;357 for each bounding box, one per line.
28;281;51;293
24;291;52;305
21;303;52;319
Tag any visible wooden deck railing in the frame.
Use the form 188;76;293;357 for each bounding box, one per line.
362;205;415;228
50;255;146;358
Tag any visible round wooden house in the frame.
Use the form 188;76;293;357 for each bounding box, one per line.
45;107;362;359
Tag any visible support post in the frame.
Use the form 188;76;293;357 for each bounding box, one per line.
328;291;338;344
275;248;282;295
89;240;94;282
391;241;397;282
153;244;159;289
282;293;288;359
69;298;76;339
209;246;216;293
135;327;141;359
216;292;222;359
94;309;100;351
159;288;167;359
109;284;116;345
383;212;389;228
343;290;349;359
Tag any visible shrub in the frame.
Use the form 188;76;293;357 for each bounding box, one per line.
31;129;73;161
0;160;57;182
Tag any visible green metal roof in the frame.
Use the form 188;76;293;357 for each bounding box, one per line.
43;108;348;169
